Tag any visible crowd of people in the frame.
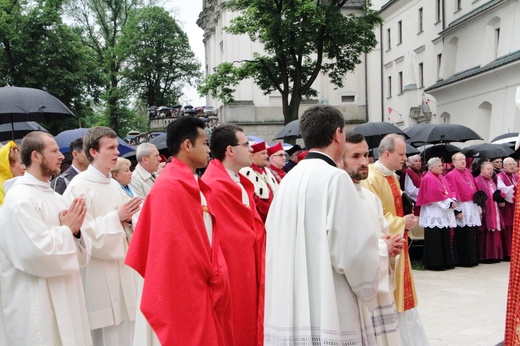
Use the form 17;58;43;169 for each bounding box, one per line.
0;104;519;345
400;152;517;270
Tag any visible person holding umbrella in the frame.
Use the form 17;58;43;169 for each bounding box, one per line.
0;141;25;206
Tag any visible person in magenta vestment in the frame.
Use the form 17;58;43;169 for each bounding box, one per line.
496;157;518;260
475;161;504;263
445;152;481;267
125;117;234;345
416;157;458;270
201;124;266;346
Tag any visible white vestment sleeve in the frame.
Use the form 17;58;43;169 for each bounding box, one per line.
0;195;82;278
404;175;419;201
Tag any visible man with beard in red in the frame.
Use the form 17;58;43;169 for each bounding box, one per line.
0;132;92;345
126;117;234;345
202;124;266;345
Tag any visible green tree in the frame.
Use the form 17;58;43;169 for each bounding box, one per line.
0;0;103;134
119;6;202;107
199;0;382;124
65;0;144;134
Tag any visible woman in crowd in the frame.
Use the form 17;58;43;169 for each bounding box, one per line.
0;141;26;206
111;157;135;197
417;157;458;270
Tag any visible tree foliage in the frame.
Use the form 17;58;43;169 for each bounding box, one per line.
65;0;144;134
119;6;202;108
0;0;104;134
199;0;382;124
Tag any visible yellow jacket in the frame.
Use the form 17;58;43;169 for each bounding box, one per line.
0;141;18;205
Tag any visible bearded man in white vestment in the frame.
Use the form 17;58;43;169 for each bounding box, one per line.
264;105;381;345
0;131;92;346
342;131;405;346
63;127;142;346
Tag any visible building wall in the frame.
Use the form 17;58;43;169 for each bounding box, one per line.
198;0;520;143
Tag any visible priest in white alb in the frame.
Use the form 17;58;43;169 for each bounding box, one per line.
264;105;380;345
63;127;142;345
0;131;92;345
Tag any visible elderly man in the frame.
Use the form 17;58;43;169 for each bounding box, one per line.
51;137;89;194
240;141;278;222
342;131;404;346
0;131;92;345
416;157;458;270
475;161;504;263
496;157;517;259
445;152;480;267
267;142;286;183
363;134;427;346
265;105;380;345
201;124;266;345
130;142;161;198
126;117;234;345
63;126;142;345
399;154;422;215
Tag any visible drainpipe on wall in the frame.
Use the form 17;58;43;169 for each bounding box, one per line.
365;51;369;123
380;22;384;122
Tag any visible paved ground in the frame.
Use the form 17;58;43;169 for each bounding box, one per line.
413;261;510;346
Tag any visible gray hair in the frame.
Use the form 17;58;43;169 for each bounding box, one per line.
136;143;157;162
378;133;405;156
427;157;442;170
503;157;516;165
408;154;421;163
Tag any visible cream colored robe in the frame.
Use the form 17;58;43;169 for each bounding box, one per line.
264;157;380;345
355;183;401;346
63;165;137;332
0;173;92;345
129;163;154;198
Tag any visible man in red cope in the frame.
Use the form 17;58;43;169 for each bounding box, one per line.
267;142;286;183
202;124;266;346
125;117;234;345
240;141;278;222
496;157;518;260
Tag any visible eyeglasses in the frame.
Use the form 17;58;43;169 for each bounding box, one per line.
233;142;250;147
271;154;286;157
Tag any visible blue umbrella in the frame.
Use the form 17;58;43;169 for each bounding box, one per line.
54;128;135;155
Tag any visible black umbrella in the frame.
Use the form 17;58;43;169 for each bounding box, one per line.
0;121;48;142
353;122;410;149
274;119;301;140
490;132;519;143
461;143;514;160
404;123;483;145
418;143;460;162
0;86;75;140
54;128;135;156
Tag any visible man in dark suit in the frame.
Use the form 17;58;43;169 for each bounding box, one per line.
51;137;89;194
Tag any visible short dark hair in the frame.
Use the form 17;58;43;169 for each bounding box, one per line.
345;131;366;144
210;124;243;161
84;126;117;162
300;105;345;149
167;117;205;156
20;131;53;167
69;137;84;154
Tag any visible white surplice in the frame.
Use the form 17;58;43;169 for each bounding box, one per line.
354;183;402;346
0;173;92;346
264;156;380;346
63;165;138;343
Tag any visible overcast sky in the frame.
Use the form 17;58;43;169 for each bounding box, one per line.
164;1;206;106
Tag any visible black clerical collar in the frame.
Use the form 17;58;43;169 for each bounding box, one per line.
304;151;336;167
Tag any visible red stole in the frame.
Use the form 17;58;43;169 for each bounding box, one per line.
505;179;520;345
126;158;234;345
201;159;266;346
384;176;415;311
